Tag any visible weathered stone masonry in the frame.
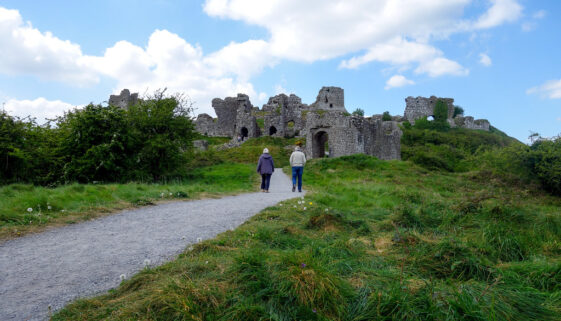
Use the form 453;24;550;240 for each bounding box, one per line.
109;88;491;161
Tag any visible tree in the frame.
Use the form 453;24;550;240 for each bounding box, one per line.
453;106;464;118
382;111;392;121
352;108;364;116
433;100;449;122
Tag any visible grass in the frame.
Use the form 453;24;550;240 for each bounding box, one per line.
0;163;257;240
53;154;561;320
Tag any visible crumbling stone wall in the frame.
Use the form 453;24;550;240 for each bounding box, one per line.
310;87;346;111
453;116;490;131
263;94;307;138
404;96;454;122
109;89;138;109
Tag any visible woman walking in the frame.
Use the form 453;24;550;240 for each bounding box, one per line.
257;148;274;193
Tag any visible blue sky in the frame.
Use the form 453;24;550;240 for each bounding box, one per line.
0;0;559;142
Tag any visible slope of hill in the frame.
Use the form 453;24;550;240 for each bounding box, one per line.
54;131;561;320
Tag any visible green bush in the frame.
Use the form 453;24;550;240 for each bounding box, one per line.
352;108;364;116
530;137;561;195
434;99;449;122
382;111;392;121
0;90;196;185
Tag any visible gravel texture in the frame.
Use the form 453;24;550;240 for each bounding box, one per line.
0;170;303;321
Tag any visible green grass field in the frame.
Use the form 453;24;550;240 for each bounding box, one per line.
53;154;561;320
0;163;256;240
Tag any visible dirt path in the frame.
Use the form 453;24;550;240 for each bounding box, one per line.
0;170;302;321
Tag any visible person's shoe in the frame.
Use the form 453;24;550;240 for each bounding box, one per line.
298;190;302;192
266;190;269;193
261;189;265;192
292;185;296;192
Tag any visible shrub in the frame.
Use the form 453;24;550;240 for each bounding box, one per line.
352;108;365;116
382;111;392;121
453;105;464;118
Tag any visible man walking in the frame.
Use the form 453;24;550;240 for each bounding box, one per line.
289;146;306;192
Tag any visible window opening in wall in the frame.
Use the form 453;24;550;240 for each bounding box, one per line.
269;126;277;136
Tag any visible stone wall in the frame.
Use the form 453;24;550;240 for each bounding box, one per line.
404;96;454;122
453;116;490;131
108;89;138;109
310;87;346;112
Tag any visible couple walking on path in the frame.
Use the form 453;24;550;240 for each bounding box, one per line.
257;146;307;193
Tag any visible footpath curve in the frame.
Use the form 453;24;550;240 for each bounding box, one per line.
0;170;302;321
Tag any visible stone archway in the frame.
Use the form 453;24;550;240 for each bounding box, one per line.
269;126;277;136
241;127;248;139
312;131;329;158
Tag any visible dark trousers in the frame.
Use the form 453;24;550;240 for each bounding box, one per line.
261;174;271;190
292;166;303;191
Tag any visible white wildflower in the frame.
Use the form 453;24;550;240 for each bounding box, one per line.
160;192;164;198
27;208;33;213
205;261;209;264
181;235;186;240
169;192;172;196
47;206;52;210
196;237;202;243
294;205;297;208
188;246;194;251
119;274;126;281
325;208;329;212
143;259;151;266
303;207;306;210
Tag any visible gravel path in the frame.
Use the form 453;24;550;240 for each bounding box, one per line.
0;170;302;321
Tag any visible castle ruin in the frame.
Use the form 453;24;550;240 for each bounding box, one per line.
109;87;491;160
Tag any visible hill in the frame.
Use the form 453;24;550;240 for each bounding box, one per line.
54;129;561;320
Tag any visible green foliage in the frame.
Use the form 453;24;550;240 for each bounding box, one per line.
453;105;464;118
529;137;561;195
0;163;255;235
0;90;196;185
54;154;561;320
382;111;392;121
434;99;449;122
401;126;516;172
413;116;450;131
352;108;364;116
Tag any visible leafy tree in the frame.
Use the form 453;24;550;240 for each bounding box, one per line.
127;90;196;181
57;104;133;183
0;112;28;182
352;108;364;116
382;111;392;121
433;99;449;122
529;136;561;195
453;105;464;118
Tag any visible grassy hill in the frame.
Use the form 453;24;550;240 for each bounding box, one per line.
53;130;561;320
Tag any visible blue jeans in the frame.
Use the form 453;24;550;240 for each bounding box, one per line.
292;166;304;191
261;174;271;190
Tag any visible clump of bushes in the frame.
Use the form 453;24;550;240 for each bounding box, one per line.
0;90;196;185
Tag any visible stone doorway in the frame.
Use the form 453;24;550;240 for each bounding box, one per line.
241;127;248;139
312;131;329;158
269;126;277;136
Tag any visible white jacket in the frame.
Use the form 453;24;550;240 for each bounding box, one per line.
290;151;307;167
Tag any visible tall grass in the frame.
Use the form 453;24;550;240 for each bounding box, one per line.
54;154;561;320
1;163;256;239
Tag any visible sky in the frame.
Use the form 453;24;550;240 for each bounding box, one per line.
0;0;559;142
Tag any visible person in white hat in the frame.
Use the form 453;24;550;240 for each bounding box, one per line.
289;146;306;192
256;148;274;192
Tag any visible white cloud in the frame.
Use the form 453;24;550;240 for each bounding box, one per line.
533;10;546;19
473;0;523;29
4;97;76;123
204;0;520;77
340;37;468;77
415;57;469;77
479;53;492;66
0;7;98;85
384;75;415;90
274;84;289;95
83;30;274;115
527;79;561;99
